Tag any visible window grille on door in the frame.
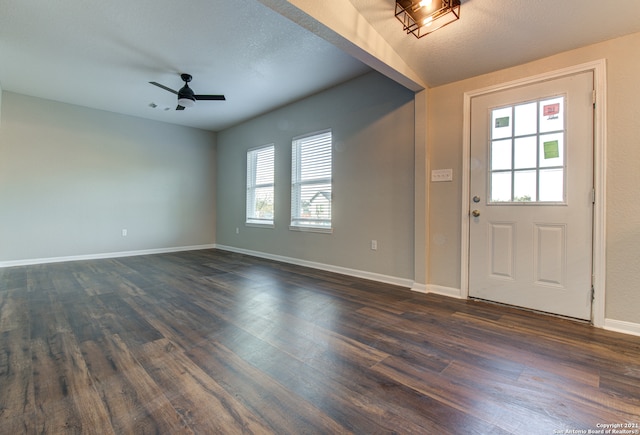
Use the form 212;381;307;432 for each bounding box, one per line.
489;96;566;204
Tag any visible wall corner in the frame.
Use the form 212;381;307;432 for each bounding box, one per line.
414;89;428;285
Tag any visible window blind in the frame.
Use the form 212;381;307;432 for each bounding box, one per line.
246;144;275;225
291;130;332;230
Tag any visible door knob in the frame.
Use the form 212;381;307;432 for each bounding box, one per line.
472;210;480;217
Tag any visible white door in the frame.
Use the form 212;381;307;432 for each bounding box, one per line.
469;71;594;320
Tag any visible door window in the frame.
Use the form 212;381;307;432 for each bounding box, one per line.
489;96;565;203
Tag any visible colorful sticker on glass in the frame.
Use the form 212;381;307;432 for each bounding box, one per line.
495;116;510;128
543;103;560;119
543;140;559;159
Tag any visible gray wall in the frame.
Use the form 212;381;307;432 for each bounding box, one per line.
0;92;217;262
216;71;416;280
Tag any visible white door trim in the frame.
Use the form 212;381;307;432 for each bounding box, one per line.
460;59;607;327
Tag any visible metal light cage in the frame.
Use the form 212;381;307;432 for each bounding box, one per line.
395;0;461;38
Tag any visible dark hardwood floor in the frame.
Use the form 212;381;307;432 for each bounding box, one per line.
1;249;639;434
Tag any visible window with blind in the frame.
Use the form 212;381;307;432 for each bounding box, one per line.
246;144;275;226
290;130;332;232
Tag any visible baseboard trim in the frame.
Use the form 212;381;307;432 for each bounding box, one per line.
427;285;464;299
410;283;464;299
603;319;640;337
411;283;428;293
215;244;414;288
0;244;216;268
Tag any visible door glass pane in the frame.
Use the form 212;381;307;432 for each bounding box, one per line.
540;97;564;133
514;102;537;136
491;172;512;202
514;136;537;169
491;139;512;170
539;133;564;167
488;96;566;204
539;168;564;201
514;170;537;202
492;107;512;139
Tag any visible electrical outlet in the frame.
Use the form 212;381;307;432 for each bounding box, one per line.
431;169;453;182
371;240;378;250
236;227;240;234
121;229;128;237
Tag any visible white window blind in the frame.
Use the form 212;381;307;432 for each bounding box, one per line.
291;130;332;231
246;144;275;226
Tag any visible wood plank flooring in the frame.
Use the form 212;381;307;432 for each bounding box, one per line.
1;249;639;434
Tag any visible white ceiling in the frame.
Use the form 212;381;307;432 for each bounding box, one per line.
2;0;640;132
349;0;640;87
0;0;370;131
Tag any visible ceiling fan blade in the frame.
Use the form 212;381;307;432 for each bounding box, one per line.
150;82;178;95
176;105;186;111
194;94;226;101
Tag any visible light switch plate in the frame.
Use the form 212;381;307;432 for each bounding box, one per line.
431;169;453;182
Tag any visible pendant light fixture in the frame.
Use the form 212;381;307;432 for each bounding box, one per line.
395;0;460;38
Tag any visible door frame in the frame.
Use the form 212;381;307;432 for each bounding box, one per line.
460;60;607;326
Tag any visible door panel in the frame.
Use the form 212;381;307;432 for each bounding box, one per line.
469;71;594;320
533;224;565;287
489;222;515;279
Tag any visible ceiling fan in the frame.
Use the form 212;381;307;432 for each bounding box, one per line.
149;73;225;110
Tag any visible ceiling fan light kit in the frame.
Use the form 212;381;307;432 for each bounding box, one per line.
395;0;460;38
149;73;225;111
177;74;197;108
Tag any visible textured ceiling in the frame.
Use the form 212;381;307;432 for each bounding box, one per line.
349;0;640;87
0;0;370;131
2;0;640;131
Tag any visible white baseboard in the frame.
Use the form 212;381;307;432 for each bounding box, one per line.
215;244;414;288
0;244;216;268
426;284;464;299
411;283;428;293
410;283;464;299
603;319;640;337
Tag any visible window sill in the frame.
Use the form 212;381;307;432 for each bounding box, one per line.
288;225;333;234
245;222;275;229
